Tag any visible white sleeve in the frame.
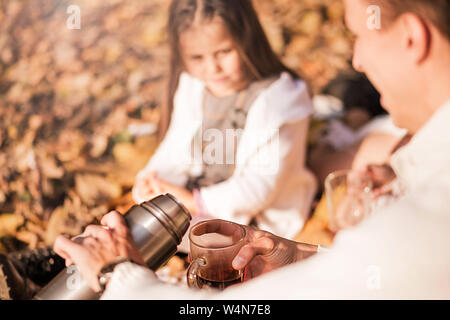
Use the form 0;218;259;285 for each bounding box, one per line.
101;262;212;300
132;77;200;203
136;112;192;182
132;119;193;203
199;118;310;225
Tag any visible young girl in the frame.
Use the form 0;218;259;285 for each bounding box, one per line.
132;0;317;239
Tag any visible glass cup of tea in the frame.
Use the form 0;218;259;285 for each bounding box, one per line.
187;219;247;290
325;169;373;232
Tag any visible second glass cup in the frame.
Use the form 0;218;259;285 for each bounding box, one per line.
325;169;373;232
187;219;247;290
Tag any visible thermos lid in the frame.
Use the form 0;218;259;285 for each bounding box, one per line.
140;194;191;244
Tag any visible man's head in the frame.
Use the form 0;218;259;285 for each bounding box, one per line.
344;0;450;133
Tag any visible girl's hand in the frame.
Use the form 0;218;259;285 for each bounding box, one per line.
134;171;198;215
53;211;145;292
232;226;317;281
132;171;198;215
132;171;162;203
156;179;198;215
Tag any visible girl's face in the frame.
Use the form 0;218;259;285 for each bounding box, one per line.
179;18;249;97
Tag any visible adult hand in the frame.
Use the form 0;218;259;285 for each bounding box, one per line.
330;165;397;231
53;211;145;292
232;226;317;280
365;164;397;199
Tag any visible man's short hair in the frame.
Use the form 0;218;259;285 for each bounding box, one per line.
369;0;450;40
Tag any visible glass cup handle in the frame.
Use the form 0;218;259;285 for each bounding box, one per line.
186;257;206;289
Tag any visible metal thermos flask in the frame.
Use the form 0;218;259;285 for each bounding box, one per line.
34;193;191;300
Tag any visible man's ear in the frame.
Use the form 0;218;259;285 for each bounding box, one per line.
399;13;431;64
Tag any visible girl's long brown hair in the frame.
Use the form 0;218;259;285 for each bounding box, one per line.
159;0;299;140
